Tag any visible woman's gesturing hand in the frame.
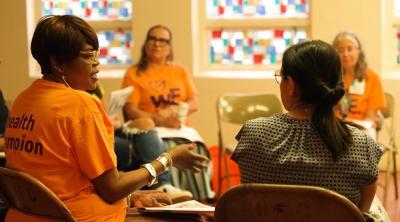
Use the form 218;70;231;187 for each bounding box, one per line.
168;143;209;172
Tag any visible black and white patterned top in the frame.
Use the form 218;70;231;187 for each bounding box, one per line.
232;113;383;206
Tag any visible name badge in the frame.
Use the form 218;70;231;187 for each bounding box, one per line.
348;79;365;95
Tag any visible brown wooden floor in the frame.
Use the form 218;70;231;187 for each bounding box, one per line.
376;172;400;222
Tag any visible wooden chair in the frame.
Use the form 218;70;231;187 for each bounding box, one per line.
378;91;399;206
214;184;365;222
0;167;76;222
216;93;282;195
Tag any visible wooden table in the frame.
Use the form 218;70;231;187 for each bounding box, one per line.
125;208;214;222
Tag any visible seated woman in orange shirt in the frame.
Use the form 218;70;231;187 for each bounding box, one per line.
332;31;385;131
4;15;208;222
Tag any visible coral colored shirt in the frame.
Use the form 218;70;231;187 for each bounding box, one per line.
4;79;126;222
122;63;197;114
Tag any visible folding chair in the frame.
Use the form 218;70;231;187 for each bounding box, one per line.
214;184;365;222
0;167;76;222
377;91;398;206
216;93;282;195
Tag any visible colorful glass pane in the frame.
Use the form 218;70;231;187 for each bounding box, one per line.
209;28;307;65
207;0;309;19
97;29;133;65
41;0;132;20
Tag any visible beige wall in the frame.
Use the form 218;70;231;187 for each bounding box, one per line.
0;1;31;99
1;0;400;151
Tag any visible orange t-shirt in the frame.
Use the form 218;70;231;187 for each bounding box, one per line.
122;63;198;114
4;79;126;222
343;68;385;120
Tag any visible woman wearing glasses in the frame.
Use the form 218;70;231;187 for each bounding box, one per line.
121;25;212;201
122;25;198;129
4;15;208;222
332;32;385;132
232;40;382;216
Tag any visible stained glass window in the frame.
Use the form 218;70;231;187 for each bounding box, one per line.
209;29;307;65
40;0;133;66
98;29;133;65
207;0;309;19
41;0;132;20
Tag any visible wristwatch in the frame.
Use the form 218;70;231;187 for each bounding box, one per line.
140;163;158;186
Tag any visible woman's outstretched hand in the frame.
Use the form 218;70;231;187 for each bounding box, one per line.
168;143;209;172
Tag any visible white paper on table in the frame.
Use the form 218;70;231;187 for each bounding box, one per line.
139;200;214;214
155;126;204;142
107;86;134;118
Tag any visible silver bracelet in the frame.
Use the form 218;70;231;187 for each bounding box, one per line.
156;152;172;172
127;193;132;207
140;163;158;186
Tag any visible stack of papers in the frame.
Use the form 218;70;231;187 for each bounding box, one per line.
107;86;134;118
139;200;214;214
155;126;204;142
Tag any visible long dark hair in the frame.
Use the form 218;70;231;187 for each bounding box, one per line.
332;31;367;81
136;25;174;76
281;40;353;160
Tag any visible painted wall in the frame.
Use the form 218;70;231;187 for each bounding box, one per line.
1;0;400;153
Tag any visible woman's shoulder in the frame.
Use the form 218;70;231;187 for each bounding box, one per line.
67;90;103;114
125;64;139;76
245;113;286;127
167;63;190;74
365;68;381;80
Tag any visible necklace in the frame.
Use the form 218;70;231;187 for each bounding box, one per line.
43;74;70;88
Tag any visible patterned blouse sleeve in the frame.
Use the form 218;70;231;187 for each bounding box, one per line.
364;134;384;185
231;122;250;163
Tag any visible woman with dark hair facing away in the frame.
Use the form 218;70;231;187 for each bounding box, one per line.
232;40;382;213
333;32;385;132
4;15;208;222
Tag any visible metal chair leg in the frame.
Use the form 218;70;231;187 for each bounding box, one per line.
392;151;398;199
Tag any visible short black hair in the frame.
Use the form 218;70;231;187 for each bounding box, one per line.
31;15;99;76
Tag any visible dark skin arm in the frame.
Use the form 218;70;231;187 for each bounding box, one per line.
359;180;377;212
91;143;208;204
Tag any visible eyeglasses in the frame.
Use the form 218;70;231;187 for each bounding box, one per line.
146;36;171;46
335;46;359;54
274;69;282;84
79;50;99;64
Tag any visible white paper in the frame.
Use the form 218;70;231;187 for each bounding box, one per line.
107;86;134;118
155;126;204;142
139;200;215;214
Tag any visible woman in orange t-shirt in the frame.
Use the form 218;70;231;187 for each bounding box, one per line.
123;25;198;129
332;31;385;129
4;15;208;222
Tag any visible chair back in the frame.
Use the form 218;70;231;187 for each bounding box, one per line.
216;93;282;148
215;184;365;222
216;93;282;125
380;92;394;119
0;167;76;222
